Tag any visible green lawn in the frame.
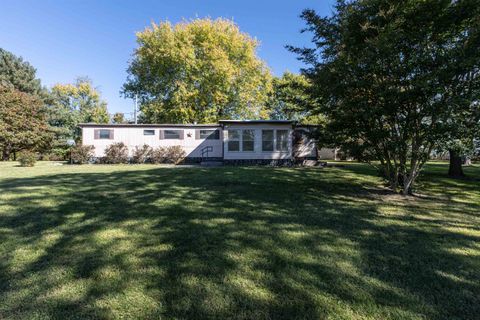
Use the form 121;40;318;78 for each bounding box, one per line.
0;161;479;320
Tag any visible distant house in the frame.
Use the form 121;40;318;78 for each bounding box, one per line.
79;120;336;164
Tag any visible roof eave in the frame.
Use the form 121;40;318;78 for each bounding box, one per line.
78;123;221;128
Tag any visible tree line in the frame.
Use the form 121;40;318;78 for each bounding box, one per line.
1;0;479;195
0;18;314;162
0;48;111;160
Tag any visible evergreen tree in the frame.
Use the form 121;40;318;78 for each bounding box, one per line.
0;48;43;96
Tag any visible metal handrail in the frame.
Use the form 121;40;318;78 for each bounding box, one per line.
201;146;213;158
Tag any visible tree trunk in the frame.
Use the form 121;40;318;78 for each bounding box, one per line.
2;148;10;161
401;170;415;196
402;176;414;196
448;149;465;177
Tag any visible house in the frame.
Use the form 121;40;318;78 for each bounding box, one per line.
79;120;333;164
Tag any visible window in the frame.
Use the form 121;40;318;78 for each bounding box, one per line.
242;130;255;152
228;130;240;152
99;130;111;139
276;130;289;152
262;130;274;151
198;129;219;140
143;129;155;136
95;129;113;140
164;130;182;139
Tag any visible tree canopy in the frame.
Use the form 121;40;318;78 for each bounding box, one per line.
268;72;323;123
0;48;43;96
0;48;52;159
49;77;109;143
112;112;126;124
0;87;52;160
123;18;272;124
290;0;480;194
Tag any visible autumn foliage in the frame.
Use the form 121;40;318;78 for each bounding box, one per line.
0;87;52;160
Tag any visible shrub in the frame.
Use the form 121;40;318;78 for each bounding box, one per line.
18;151;37;167
71;145;95;164
42;153;65;161
150;146;185;164
150;147;167;164
165;145;186;164
42;147;69;161
103;143;129;164
132;144;152;164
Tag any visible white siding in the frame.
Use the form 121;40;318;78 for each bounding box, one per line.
81;126;223;158
222;124;293;160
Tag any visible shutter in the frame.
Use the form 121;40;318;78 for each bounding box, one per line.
109;129;114;140
159;130;164;140
94;129;100;139
214;130;220;140
195;129;200;140
179;130;184;140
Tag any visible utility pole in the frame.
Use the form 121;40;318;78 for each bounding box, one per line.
134;94;138;124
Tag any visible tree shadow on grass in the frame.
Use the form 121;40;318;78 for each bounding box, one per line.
0;166;479;319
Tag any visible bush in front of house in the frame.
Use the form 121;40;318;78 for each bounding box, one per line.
149;146;185;164
18;151;37;167
165;145;186;164
150;146;167;164
71;145;95;164
132;144;152;164
103;143;129;164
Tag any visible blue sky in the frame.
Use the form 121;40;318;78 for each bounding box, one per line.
0;0;335;115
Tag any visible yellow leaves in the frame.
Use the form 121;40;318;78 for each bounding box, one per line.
51;83;77;96
129;18;272;122
52;80;99;101
77;81;99;99
51;78;109;124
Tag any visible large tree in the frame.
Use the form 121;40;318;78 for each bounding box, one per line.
268;72;322;122
0;48;43;96
0;48;52;159
0;87;52;160
290;0;480;194
123;18;272;123
49;77;109;143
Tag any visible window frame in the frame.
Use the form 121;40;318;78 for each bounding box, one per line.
198;129;220;140
163;129;183;140
143;129;155;136
276;129;289;152
241;129;255;152
227;129;241;152
261;130;274;152
95;129;113;140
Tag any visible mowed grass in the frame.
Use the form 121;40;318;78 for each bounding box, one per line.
0;161;479;320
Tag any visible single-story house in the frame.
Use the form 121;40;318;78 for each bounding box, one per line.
79;120;335;164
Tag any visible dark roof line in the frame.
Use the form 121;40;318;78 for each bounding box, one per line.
219;120;294;124
78;123;220;128
78;120;300;128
